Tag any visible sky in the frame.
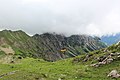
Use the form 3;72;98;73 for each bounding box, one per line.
0;0;120;36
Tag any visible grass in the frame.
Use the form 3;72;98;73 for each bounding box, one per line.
0;36;119;80
0;56;119;80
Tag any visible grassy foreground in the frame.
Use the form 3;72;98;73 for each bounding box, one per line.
0;57;120;80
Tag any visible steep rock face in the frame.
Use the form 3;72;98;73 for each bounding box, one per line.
0;30;106;61
33;33;106;61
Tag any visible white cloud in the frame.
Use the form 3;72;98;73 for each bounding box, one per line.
85;23;101;36
0;0;120;36
22;0;49;4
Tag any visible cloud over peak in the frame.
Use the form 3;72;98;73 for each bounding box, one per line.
0;0;120;36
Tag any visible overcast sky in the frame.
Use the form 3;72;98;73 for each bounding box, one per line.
0;0;120;36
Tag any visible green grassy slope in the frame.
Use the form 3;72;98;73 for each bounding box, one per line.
0;30;41;58
0;41;119;80
0;57;119;80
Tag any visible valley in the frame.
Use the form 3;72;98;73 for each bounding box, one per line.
0;30;119;80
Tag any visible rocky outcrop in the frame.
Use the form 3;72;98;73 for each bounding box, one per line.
72;46;120;66
90;52;120;67
108;70;120;78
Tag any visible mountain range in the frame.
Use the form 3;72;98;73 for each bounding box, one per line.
101;33;120;46
0;30;106;61
0;30;120;80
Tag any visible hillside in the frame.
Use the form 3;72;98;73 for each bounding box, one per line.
101;33;120;45
0;30;39;58
0;30;106;61
33;33;106;61
0;41;120;80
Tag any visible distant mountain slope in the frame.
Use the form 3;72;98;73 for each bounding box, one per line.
33;33;106;61
101;33;120;46
0;30;106;61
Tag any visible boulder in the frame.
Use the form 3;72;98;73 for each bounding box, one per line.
90;63;99;67
107;70;120;78
106;58;113;64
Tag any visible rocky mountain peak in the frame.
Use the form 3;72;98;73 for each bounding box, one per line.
0;30;106;61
